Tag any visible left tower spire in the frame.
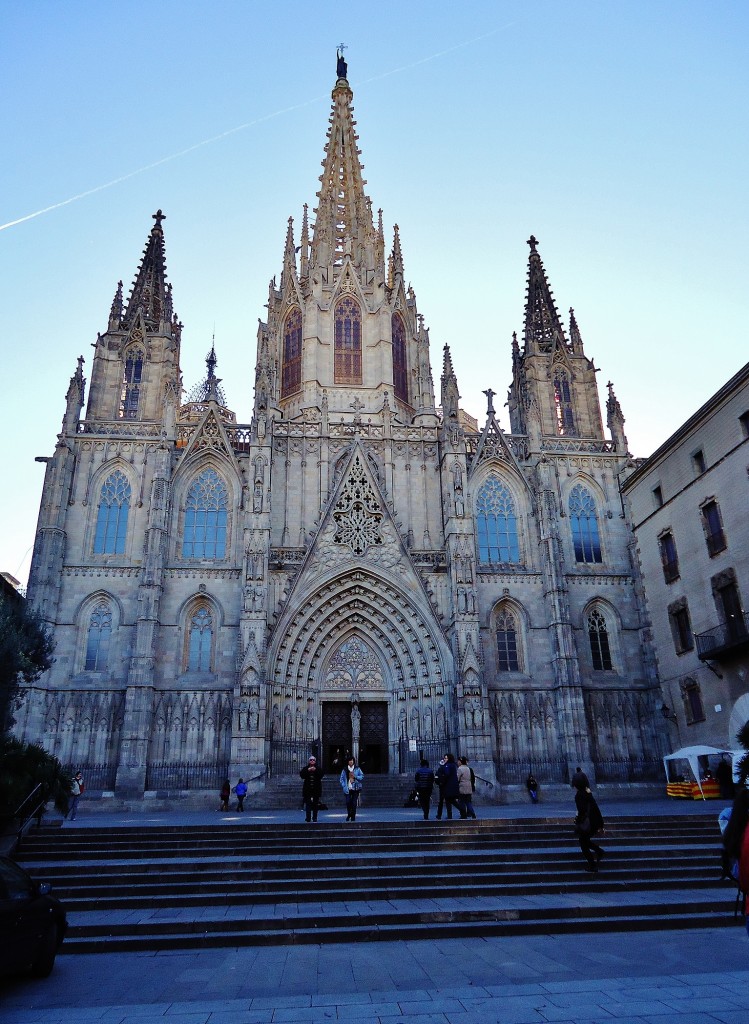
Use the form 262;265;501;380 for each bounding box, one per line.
123;209;172;330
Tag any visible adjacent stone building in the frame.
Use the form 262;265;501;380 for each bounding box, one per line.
15;56;664;797
621;361;749;750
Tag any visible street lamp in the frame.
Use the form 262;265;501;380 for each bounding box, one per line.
661;703;678;725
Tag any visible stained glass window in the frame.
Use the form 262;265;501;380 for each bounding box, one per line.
281;306;302;398
334;297;362;384
188;606;213;672
569;484;602;563
476;477;520;564
120;348;144;419
93;470;131;554
588;609;613;670
85;603;112;671
496;608;520;671
392;314;408;403
553;368;575;435
182;469;228;559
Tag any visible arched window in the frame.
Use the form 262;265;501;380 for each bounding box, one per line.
588;609;613;670
569;483;602;563
496;607;520;671
182;469;228;559
187;606;213;672
281;306;302;398
334;297;362;384
119;348;144;419
392;313;408;403
85;602;112;671
553;368;575;435
476;476;520;564
93;470;131;554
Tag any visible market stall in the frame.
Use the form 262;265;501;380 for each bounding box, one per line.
663;745;733;799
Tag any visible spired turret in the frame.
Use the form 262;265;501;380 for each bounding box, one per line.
508;236;605;440
85;210;182;425
256;52;435;424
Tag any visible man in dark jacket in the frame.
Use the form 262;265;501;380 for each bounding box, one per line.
441;753;464;820
299;756;324;822
414;758;434;820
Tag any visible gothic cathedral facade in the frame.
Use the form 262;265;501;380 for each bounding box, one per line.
17;59;664;797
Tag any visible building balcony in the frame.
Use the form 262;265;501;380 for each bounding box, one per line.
695;613;749;661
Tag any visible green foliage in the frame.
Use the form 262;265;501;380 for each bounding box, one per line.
0;735;72;823
0;594;55;735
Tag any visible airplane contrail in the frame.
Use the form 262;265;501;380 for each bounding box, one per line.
0;23;517;233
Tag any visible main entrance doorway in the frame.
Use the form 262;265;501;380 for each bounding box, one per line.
322;701;389;775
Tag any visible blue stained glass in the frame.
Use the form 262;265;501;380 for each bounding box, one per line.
569;484;602;563
182;469;228;559
94;471;131;554
476;477;520;564
85;603;112;671
188;606;212;671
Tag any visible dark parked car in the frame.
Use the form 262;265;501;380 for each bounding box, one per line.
0;855;67;978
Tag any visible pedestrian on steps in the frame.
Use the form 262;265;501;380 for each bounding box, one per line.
340;756;364;821
414;758;434;820
572;776;605;873
299;755;324;822
435;756;447;819
219;778;231;812
66;771;85;821
441;753;464;820
457;756;477;818
233;777;248;812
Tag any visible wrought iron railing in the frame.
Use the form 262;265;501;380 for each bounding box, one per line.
594;758;662;783
695;612;749;658
398;740;449;774
145;761;229;791
269;739;319;777
495;757;570;785
63;762;118;790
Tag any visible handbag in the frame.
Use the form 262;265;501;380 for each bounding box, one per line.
574;815;591;836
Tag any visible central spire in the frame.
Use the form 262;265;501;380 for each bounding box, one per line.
311;51;376;274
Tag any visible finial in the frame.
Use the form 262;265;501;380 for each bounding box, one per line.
336;44;348;81
206;341;217;379
153;209;166;228
483;388;496;416
527;234;538;252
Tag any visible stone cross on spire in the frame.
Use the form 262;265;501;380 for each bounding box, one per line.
483;388;496;416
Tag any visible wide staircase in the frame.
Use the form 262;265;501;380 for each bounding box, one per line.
15;814;743;952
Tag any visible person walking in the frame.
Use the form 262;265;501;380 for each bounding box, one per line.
414;758;434;820
526;773;539;804
219;778;231;812
299;755;324;822
233;777;248;812
572;776;605;872
66;772;84;821
434;756;448;820
441;753;464;820
340;756;364;821
457;756;477;818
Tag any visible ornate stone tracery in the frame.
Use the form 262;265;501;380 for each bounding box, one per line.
333;454;383;554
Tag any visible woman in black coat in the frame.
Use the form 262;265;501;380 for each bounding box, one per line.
573;778;605;872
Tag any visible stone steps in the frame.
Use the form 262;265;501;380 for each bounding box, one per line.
16;814;740;951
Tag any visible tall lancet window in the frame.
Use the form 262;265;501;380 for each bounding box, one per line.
553;368;575;435
495;607;520;671
182;469;228;559
85;602;112;671
588;609;613;671
281;306;302;398
187;606;213;672
392;313;408;403
476;476;521;564
93;470;131;554
119;348;144;419
569;484;602;563
334;297;362;384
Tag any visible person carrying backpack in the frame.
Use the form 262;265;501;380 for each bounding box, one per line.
414;758;434;820
66;771;85;821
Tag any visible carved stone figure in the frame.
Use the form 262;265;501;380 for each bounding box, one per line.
283;704;292;739
410;705;420;737
399;706;407;739
464;695;484;730
457;587;467;614
423;704;433;740
253;480;263;513
436;702;446;738
306;705;315;740
295;706;303;737
248;697;259;733
272;704;281;738
238;695;249;731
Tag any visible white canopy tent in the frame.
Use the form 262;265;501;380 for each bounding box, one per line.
663;745;733;798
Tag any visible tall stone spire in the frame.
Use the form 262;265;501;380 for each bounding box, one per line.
109;280;123;330
523;235;568;355
123;210;170;330
311;53;376;274
568;307;585;355
440;344;460;422
606;381;629;453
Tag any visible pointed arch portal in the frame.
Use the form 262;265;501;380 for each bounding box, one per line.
268;568;454;775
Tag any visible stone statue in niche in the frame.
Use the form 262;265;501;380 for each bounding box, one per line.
350;702;361;742
272;704;281;737
410;705;420;737
464;695;484;730
296;707;303;737
423;704;433;740
253;585;265;612
238;695;249;731
467;589;476;615
399;706;408;739
457;587;467;614
243;585;253;612
283;704;292;739
436;702;446;737
306;705;315;740
452;463;464;517
248;697;259;733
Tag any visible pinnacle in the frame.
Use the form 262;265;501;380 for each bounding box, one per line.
123;211;171;330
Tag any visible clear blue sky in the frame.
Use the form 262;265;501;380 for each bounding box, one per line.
2;0;747;588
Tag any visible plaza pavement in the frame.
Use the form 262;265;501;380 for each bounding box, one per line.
2;798;747;1023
